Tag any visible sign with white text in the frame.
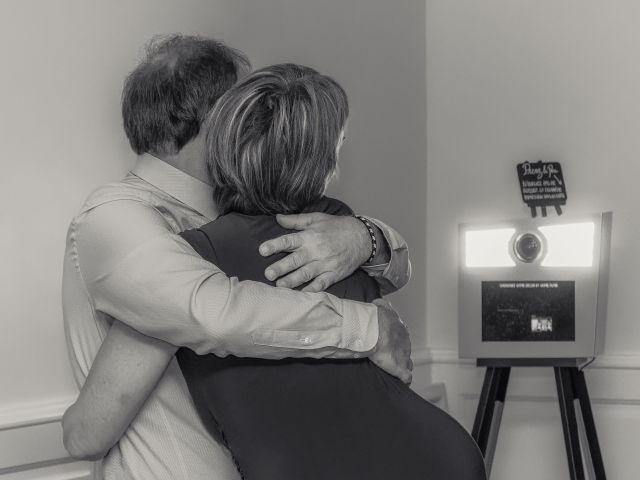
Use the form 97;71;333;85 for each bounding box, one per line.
517;161;567;217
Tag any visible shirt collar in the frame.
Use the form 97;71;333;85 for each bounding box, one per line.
130;153;218;220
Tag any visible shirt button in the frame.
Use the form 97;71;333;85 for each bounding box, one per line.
302;336;311;345
354;339;364;349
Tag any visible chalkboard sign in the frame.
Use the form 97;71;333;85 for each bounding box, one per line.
517;161;567;217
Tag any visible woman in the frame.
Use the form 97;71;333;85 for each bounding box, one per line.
176;63;486;480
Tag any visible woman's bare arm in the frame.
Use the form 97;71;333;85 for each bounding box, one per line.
62;320;176;460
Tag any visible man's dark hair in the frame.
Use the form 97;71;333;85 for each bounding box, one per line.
122;34;250;156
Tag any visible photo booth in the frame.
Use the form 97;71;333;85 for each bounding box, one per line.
459;212;612;364
458;212;613;479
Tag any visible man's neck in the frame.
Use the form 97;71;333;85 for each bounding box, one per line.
156;134;211;185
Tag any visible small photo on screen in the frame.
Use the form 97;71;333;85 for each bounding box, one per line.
531;316;553;332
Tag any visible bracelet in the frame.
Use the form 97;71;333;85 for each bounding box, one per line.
355;215;377;264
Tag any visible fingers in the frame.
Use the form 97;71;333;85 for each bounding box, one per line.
259;232;305;257
370;355;413;385
396;358;413;385
275;212;325;230
275;261;325;289
265;250;309;282
403;358;414;384
301;272;336;293
372;297;393;310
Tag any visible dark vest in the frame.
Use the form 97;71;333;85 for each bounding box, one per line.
176;197;474;480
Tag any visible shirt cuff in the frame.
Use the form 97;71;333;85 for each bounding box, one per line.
338;300;379;354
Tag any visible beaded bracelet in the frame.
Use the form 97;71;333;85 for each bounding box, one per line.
355;215;377;264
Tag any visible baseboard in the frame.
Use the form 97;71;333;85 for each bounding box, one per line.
0;398;73;433
414;347;640;370
412;345;640;414
0;397;92;480
0;460;91;480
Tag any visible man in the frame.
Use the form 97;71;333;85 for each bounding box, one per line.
62;35;412;480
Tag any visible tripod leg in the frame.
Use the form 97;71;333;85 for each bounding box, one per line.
555;367;586;480
472;367;494;454
571;368;606;479
472;367;510;476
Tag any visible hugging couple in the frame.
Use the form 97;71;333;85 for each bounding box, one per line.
62;35;485;480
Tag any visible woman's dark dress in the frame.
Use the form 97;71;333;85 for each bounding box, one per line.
176;197;486;480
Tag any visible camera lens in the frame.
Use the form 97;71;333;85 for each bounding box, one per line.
514;233;542;263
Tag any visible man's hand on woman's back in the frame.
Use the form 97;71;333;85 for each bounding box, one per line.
258;203;411;296
258;212;372;292
370;298;413;385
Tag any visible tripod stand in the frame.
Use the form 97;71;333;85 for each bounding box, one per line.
471;360;606;479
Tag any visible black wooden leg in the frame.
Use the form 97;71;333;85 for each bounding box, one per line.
571;368;607;479
555;367;586;480
472;367;494;453
472;367;510;459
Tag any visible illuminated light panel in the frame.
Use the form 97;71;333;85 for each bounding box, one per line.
539;222;595;267
465;228;516;267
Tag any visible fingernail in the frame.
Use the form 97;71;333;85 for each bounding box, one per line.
265;269;275;280
259;245;269;256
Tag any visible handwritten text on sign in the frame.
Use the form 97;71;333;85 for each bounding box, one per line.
517;161;567;217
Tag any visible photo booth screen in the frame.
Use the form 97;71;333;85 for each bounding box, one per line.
481;281;575;342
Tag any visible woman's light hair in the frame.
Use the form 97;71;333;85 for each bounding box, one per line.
205;63;349;215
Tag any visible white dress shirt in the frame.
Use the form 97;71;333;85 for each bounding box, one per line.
62;154;411;479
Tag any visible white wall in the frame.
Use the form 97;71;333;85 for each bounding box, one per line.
223;0;427;346
426;1;640;478
0;1;426;478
